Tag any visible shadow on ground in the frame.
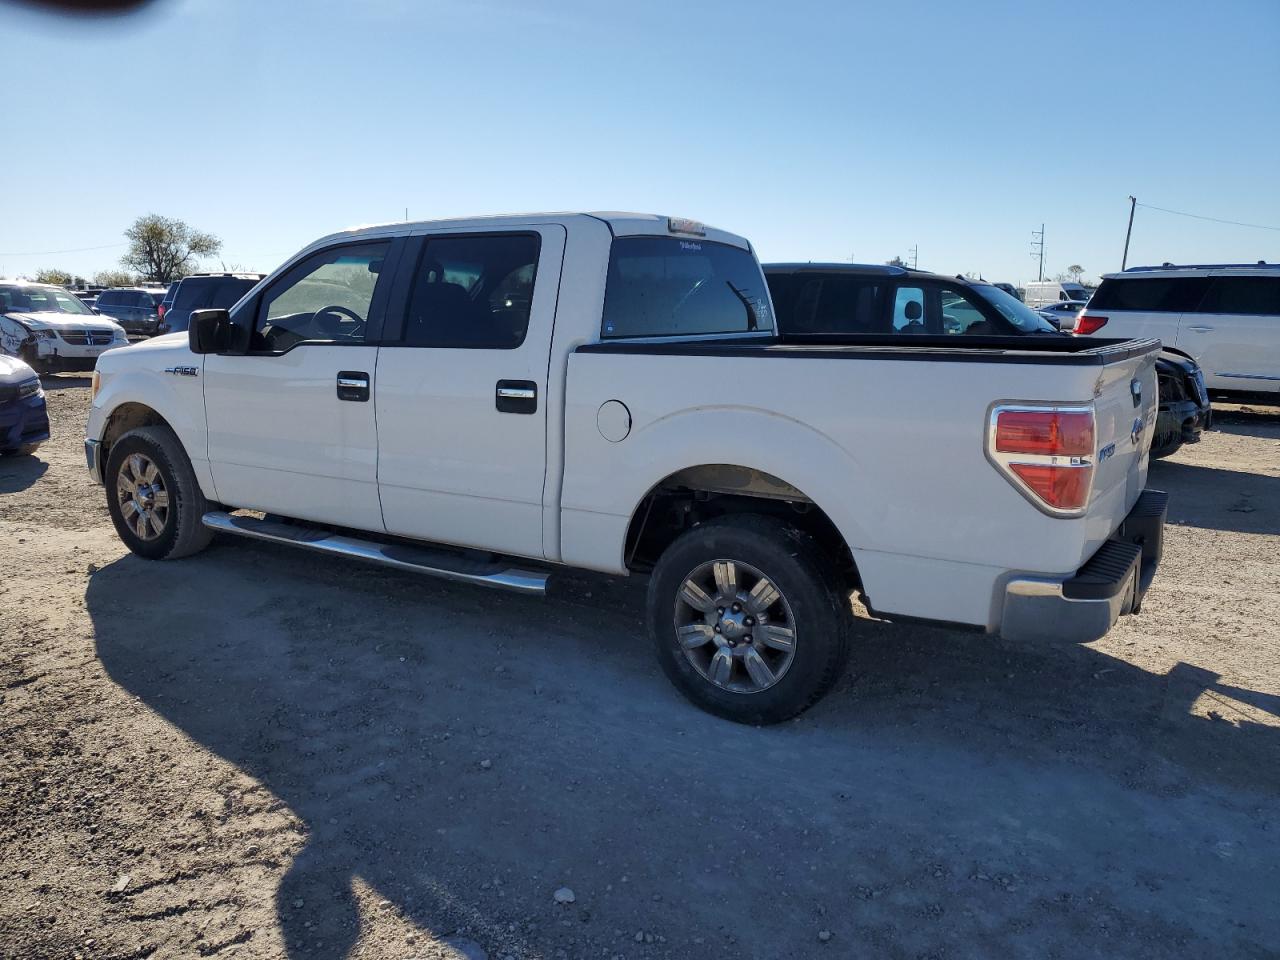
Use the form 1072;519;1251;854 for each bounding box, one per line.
1151;459;1279;535
87;534;1280;960
0;452;49;493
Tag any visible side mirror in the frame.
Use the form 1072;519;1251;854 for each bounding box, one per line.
189;308;231;354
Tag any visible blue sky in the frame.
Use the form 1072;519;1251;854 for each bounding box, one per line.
3;0;1278;285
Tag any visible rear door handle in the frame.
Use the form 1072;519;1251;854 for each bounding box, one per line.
337;371;370;402
496;379;537;414
1185;325;1214;333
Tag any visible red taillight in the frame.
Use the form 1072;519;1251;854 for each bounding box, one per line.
996;410;1094;457
1074;313;1108;335
988;405;1096;514
1009;463;1092;510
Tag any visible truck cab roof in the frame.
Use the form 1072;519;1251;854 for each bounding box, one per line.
307;212;752;256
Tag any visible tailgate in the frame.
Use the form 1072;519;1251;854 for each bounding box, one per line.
1086;347;1159;544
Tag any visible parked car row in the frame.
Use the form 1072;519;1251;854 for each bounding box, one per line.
762;263;1212;459
0;281;129;373
85;212;1171;723
1073;263;1280;395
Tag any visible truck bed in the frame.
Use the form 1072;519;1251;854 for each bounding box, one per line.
563;333;1160;631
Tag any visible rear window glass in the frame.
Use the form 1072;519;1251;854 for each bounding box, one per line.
601;237;772;339
1089;277;1209;312
1197;276;1280;316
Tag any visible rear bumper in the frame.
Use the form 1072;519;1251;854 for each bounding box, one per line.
1000;489;1167;644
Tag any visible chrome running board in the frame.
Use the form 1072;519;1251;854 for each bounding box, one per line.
201;511;548;595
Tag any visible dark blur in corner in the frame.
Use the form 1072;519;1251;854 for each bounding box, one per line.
10;0;158;15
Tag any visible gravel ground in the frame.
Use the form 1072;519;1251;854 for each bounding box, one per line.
1;377;1278;960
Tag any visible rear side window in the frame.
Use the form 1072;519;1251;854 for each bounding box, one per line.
1197;276;1280;316
601;237;772;339
174;279;216;309
401;234;540;349
208;279;257;309
97;292;118;308
1090;277;1209;312
769;273;885;335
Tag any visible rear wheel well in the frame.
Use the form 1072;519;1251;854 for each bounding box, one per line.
624;465;859;590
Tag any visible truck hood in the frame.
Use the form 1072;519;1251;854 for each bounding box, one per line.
3;310;123;333
0;353;38;385
94;331;193;370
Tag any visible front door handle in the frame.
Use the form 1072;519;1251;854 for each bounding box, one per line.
496;379;537;414
337;371;370;402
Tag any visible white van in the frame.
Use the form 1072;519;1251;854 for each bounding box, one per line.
1074;263;1280;393
1024;280;1093;308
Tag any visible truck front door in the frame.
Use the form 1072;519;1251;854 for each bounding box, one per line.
374;226;565;560
203;239;398;532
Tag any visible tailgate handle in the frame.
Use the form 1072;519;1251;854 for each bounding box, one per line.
496;380;537;414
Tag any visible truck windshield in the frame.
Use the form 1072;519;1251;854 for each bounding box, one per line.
601;237;773;339
970;284;1058;333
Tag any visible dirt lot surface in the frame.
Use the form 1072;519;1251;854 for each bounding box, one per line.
2;378;1278;960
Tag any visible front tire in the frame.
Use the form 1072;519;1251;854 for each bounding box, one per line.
647;515;852;724
105;425;213;560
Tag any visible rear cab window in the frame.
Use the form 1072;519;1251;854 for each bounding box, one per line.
601;237;772;339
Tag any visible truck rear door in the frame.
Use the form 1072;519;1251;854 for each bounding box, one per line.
374;225;566;560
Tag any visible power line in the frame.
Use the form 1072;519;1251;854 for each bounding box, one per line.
0;242;127;257
1135;203;1280;233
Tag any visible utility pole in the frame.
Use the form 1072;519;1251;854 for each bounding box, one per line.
1030;225;1046;282
1121;196;1137;270
908;245;918;270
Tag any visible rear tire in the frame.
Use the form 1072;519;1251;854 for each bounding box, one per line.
105;425;213;560
647;515;852;724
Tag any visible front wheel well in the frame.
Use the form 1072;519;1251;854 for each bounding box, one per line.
101;403;173;467
623;466;859;590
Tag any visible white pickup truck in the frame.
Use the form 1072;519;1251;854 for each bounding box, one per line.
86;213;1167;723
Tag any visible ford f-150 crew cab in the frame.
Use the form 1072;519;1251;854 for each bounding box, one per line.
85;213;1167;723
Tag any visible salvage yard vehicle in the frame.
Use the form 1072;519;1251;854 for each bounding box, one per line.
94;286;168;336
764;263;1211;460
160;272;267;334
0;281;129;373
85;213;1167;723
1075;263;1280;395
0;354;48;456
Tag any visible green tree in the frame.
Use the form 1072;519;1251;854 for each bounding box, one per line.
34;267;74;285
1057;264;1086;284
121;214;221;283
93;269;139;288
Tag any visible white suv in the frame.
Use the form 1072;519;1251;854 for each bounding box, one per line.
1074;263;1280;394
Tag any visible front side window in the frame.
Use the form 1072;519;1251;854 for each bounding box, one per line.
891;286;927;332
402;234;540;349
970;284;1057;332
256;243;389;351
1197;276;1280;316
601;237;772;339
